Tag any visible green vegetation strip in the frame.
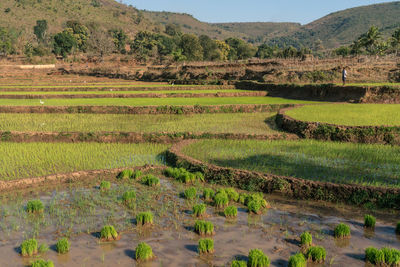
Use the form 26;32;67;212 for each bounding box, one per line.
0;142;167;181
286;104;400;126
0;84;192;89
0;97;319;106
0;113;279;134
181;139;400;188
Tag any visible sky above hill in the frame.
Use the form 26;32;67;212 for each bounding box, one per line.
127;0;396;24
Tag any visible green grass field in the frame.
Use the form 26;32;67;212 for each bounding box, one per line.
286;104;400;126
340;83;400;87
0;84;192;89
182;139;400;188
0;112;279;134
0;97;319;106
0;142;168;181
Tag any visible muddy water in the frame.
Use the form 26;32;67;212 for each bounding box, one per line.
0;173;399;267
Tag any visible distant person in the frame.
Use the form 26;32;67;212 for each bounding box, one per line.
342;67;347;86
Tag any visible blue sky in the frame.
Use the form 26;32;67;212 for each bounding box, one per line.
125;0;396;24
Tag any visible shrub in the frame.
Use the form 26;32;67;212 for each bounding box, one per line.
334;223;351;238
26;200;44;213
248;249;270;267
141;175;160;186
306;246;326;263
193;204;206;217
194;220;214;235
214;191;229;208
100;181;111;191
203;188;215;201
31;259;54;267
365;247;400;265
136;211;154;226
100;225;119;241
225;188;239;202
231;260;247;267
122;190;136;208
117;169;133;180
396;222;400;235
198;238;214;254
135;242;154;261
300;231;312;247
288;253;306;267
247;200;262;214
364;214;376;229
184;187;197;200
224;206;238;218
56;238;70;254
21;238;38;256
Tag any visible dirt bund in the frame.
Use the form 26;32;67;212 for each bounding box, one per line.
0;131;297;144
0;104;292;114
0;165;162;192
0;91;267;99
235;81;400;103
166;140;400;209
276;106;400;145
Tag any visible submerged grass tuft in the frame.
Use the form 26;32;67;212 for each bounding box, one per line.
288;253;306;267
141;175;160;187
194;220;214;236
135;242;154;261
193;204;207;217
26;200;44;213
100;181;111;191
184;187;197;200
136;212;154;226
300;232;312;247
56;238;70;254
224;206;238;218
334;223;351;238
214;191;229;208
21;238;38;256
198;238;214;254
248;248;270;267
31;259;54;267
203;188;215;201
306;246;326;263
100;225;119;241
364;214;376;229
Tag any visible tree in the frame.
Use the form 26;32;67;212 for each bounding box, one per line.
334;46;351;57
110;29;128;53
350;39;363;55
359;26;381;55
225;38;256;60
87;26;114;58
165;23;181;37
391;28;400;54
199;35;219;61
215;40;230;60
66;21;89;52
53;30;77;58
130;31;159;62
0;27;13;56
180;34;203;61
33;20;48;43
256;44;276;59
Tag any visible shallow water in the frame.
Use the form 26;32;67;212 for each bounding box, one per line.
0;172;399;267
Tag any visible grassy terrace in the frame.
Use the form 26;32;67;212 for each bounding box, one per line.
0;142;167;181
286;104;400;126
0;97;319;106
0;84;191;89
0;113;279;134
182;139;400;188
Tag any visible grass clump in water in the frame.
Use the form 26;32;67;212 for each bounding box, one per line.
247;200;263;214
203;188;215;201
364;214;376;229
56;238;70;254
198;238;214;254
26;200;44;213
184;187;197;200
100;180;111;191
21;238;38;256
288;253;306;267
306;246;326;263
193;204;207;217
334;223;351;238
225;188;239;202
100;225;119;241
122;190;136;208
136;211;154;226
214;190;229;208
141;174;160;186
224;206;238;218
238;193;248;205
135;242;154;262
194;220;214;236
300;231;312;247
164;167;204;183
38;244;49;254
117;169;133;180
231;260;247;267
248;249;270;267
31;259;54;267
365;247;400;265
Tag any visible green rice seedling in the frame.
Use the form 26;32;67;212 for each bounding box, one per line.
203;188;215;201
122;190;136;208
231;260;247;267
56;238;70;254
214;191;229;208
225;188;239;202
20;238;38;256
193;204;207;217
136;212;154;226
117;169;133;180
135;242;154;262
306;246;326;263
26;200;44;213
300;231;312;247
396;222;400;235
248;249;270;267
184;187;197;200
31;259;54;267
194;220;214;236
164;167;203;183
381;247;400;265
247;200;262;214
100;181;111;191
224;206;238;218
132;170;142;180
198;238;214;254
141;174;160;186
38;243;49;253
238;193;249;205
365;247;385;265
194;172;205;182
100;225;119;241
288;253;306;267
364;215;376;229
334;223;351;238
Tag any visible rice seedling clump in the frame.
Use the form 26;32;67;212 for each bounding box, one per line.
306;246;326;263
194;220;214;236
136;211;154;226
38;244;49;253
231;260;247;267
203;188;215;201
164;167;204;183
100;225;119;241
193;204;207;217
20;238;38;256
238;193;248;205
100;181;111;191
122;190;136;208
135;242;154;262
117;169;133;180
31;259;54;267
198;238;214;254
214;191;229;208
248;249;270;267
288;253;306;267
334;223;351;238
300;231;312;247
56;238;70;254
141;175;160;186
224;206;238;218
225;188;239;202
26;200;44;213
364;215;376;229
184;187;197;200
247;200;262;214
365;247;400;265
